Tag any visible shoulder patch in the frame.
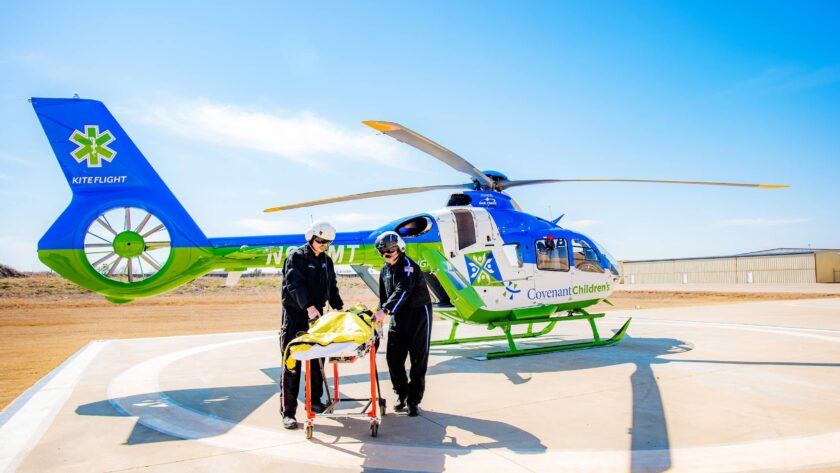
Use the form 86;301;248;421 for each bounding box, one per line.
404;265;414;275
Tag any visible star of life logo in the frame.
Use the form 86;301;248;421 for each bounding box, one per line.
69;125;117;168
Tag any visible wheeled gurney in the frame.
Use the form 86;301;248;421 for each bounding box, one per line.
284;305;385;438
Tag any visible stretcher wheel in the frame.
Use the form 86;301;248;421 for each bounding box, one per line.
370;423;379;437
305;425;313;439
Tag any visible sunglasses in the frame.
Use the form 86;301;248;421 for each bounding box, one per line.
313;237;332;245
379;249;397;256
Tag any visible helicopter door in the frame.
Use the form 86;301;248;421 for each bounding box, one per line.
473;209;526;281
472;209;496;246
570;238;609;301
531;238;572;303
435;208;489;277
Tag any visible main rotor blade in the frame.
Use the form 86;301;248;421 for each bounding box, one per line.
264;184;472;213
500;178;790;189
363;121;495;188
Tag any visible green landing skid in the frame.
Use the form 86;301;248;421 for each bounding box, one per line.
431;310;632;360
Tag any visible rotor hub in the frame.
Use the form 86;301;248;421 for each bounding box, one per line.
112;231;145;258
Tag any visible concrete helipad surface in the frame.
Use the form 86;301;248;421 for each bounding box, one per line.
2;299;839;472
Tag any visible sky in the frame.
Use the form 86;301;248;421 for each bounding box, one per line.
1;0;838;271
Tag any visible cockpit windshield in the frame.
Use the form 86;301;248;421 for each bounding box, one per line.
590;238;621;277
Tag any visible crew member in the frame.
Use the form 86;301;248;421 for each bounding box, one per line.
372;231;432;417
280;221;343;429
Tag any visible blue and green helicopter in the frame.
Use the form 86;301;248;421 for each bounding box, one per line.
31;97;787;358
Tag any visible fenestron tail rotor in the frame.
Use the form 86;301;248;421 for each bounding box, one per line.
84;207;172;283
261;120;789;213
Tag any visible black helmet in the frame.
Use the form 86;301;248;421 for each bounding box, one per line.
374;231;406;255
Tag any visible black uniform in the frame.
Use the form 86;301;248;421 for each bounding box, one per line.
279;244;343;418
379;253;432;407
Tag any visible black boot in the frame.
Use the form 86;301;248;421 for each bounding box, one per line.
395;396;407;411
408;404;419;417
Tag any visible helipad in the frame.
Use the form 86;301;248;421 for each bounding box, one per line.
2;298;839;472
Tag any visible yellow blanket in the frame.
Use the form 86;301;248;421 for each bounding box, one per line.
283;305;374;370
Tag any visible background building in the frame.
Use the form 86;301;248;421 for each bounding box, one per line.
620;249;840;285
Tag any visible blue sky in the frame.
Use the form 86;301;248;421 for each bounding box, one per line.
1;1;838;271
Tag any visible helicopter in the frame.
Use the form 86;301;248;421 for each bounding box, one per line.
30;97;788;358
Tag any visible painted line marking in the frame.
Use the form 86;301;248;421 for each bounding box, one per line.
0;340;107;473
105;319;840;472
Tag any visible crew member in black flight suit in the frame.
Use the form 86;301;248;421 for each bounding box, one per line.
372;231;432;417
279;221;343;429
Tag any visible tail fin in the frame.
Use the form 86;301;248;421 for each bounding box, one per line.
31;97;208;250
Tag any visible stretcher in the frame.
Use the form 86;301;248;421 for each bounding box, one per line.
284;305;385;439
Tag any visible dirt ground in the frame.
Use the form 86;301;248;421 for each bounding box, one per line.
1;275;838;411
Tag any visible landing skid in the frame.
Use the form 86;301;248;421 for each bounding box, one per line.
431;310;631;359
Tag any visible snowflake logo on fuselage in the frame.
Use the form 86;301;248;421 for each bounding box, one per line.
69;125;116;168
464;250;503;286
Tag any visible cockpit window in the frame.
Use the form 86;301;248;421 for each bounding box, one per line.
452;209;476;250
502;243;523;268
536;238;569;271
591;238;621;276
572;239;605;273
395;216;433;238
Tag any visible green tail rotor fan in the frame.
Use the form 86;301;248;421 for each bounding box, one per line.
83;207;172;284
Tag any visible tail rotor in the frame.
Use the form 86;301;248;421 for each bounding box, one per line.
83;207;172;284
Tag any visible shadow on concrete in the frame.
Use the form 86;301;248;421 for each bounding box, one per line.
428;332;687;473
74;327;836;471
75;383;277;444
75;401;182;444
75;378;544;472
308;410;546;472
427;323;839;473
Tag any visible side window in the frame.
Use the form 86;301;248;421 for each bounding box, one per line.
572;239;604;273
452;209;476;250
395;216;433;238
535;238;569;271
502;243;523;268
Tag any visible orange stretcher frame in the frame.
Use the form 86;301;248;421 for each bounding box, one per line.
303;334;385;439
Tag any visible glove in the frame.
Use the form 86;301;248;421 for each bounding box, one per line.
371;310;386;324
306;306;320;320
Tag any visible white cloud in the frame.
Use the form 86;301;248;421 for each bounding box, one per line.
0;235;34;250
234;212;388;236
0;235;38;270
131;99;408;169
234;218;303;235
712;65;840;99
320;212;388;225
0;152;32;166
714;218;809;226
564;219;600;228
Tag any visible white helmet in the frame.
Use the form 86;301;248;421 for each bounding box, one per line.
305;221;336;242
375;231;406;254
